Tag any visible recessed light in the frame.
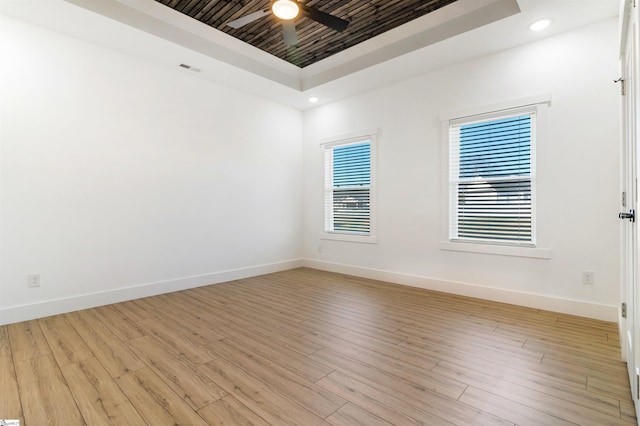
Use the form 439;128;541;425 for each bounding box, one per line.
308;96;319;103
529;19;552;32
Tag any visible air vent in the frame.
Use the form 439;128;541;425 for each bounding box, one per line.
179;63;201;72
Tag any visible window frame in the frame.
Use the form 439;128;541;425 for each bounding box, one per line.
320;130;378;244
439;94;552;259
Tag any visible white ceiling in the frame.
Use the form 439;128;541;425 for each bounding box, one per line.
1;0;620;110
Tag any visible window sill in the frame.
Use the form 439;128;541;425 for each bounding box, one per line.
439;241;552;259
321;232;378;244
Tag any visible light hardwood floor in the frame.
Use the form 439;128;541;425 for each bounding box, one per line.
1;268;636;425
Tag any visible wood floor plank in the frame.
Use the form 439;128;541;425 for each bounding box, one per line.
236;278;403;333
496;323;619;355
555;315;614;335
207;338;345;418
148;296;227;344
587;374;636;400
0;325;11;358
90;305;147;341
184;286;228;309
326;402;393;426
445;341;587;390
155;292;228;329
38;314;93;367
400;337;587;388
136;316;215;365
115;367;209;425
385;309;498;334
128;335;226;410
317;371;454;425
220;285;313;323
0;325;22;422
167;289;227;313
397;318;526;349
2;268;634;426
542;354;629;382
61;357;146;425
312;347;466;400
224;302;315;338
222;308;322;355
432;360;623;423
305;317;406;345
400;337;542;373
526;337;625;367
303;329;440;372
140;311;222;347
458;386;579;426
216;323;334;382
111;297;161;322
7;319;51;361
220;288;310;324
398;324;544;363
199;357;331;426
65;310;145;378
197;395;270;426
620;399;638;424
310;348;512;425
433;352;612;409
14;353;85;425
0;354;23;423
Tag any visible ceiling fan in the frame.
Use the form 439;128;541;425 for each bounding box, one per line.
226;0;350;46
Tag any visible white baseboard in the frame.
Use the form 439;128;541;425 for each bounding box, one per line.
2;258;618;325
302;259;618;322
0;259;303;325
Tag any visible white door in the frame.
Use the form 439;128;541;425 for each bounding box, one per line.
621;0;640;416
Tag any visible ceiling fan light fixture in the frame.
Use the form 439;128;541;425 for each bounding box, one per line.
272;0;299;20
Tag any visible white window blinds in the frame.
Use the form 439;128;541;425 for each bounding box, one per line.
324;141;371;234
449;109;536;245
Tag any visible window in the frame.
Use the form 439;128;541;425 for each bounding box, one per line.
449;107;536;246
323;133;376;243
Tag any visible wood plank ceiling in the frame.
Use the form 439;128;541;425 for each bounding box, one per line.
154;0;460;68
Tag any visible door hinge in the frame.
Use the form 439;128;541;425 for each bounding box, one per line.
636;373;639;397
622;302;628;318
615;78;626;95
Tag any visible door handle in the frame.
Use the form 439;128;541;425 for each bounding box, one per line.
619;209;636;222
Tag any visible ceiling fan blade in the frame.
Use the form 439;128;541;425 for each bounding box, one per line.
226;9;270;29
282;20;298;46
300;4;349;32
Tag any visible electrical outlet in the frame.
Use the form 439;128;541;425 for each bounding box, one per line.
27;273;40;288
582;270;594;285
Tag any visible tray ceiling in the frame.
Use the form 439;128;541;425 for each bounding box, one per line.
154;0;459;68
1;0;619;108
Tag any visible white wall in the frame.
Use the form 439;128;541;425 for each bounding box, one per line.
0;16;303;324
0;14;622;324
302;19;621;321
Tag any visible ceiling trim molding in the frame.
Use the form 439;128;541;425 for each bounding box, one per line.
64;0;303;89
63;0;520;92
